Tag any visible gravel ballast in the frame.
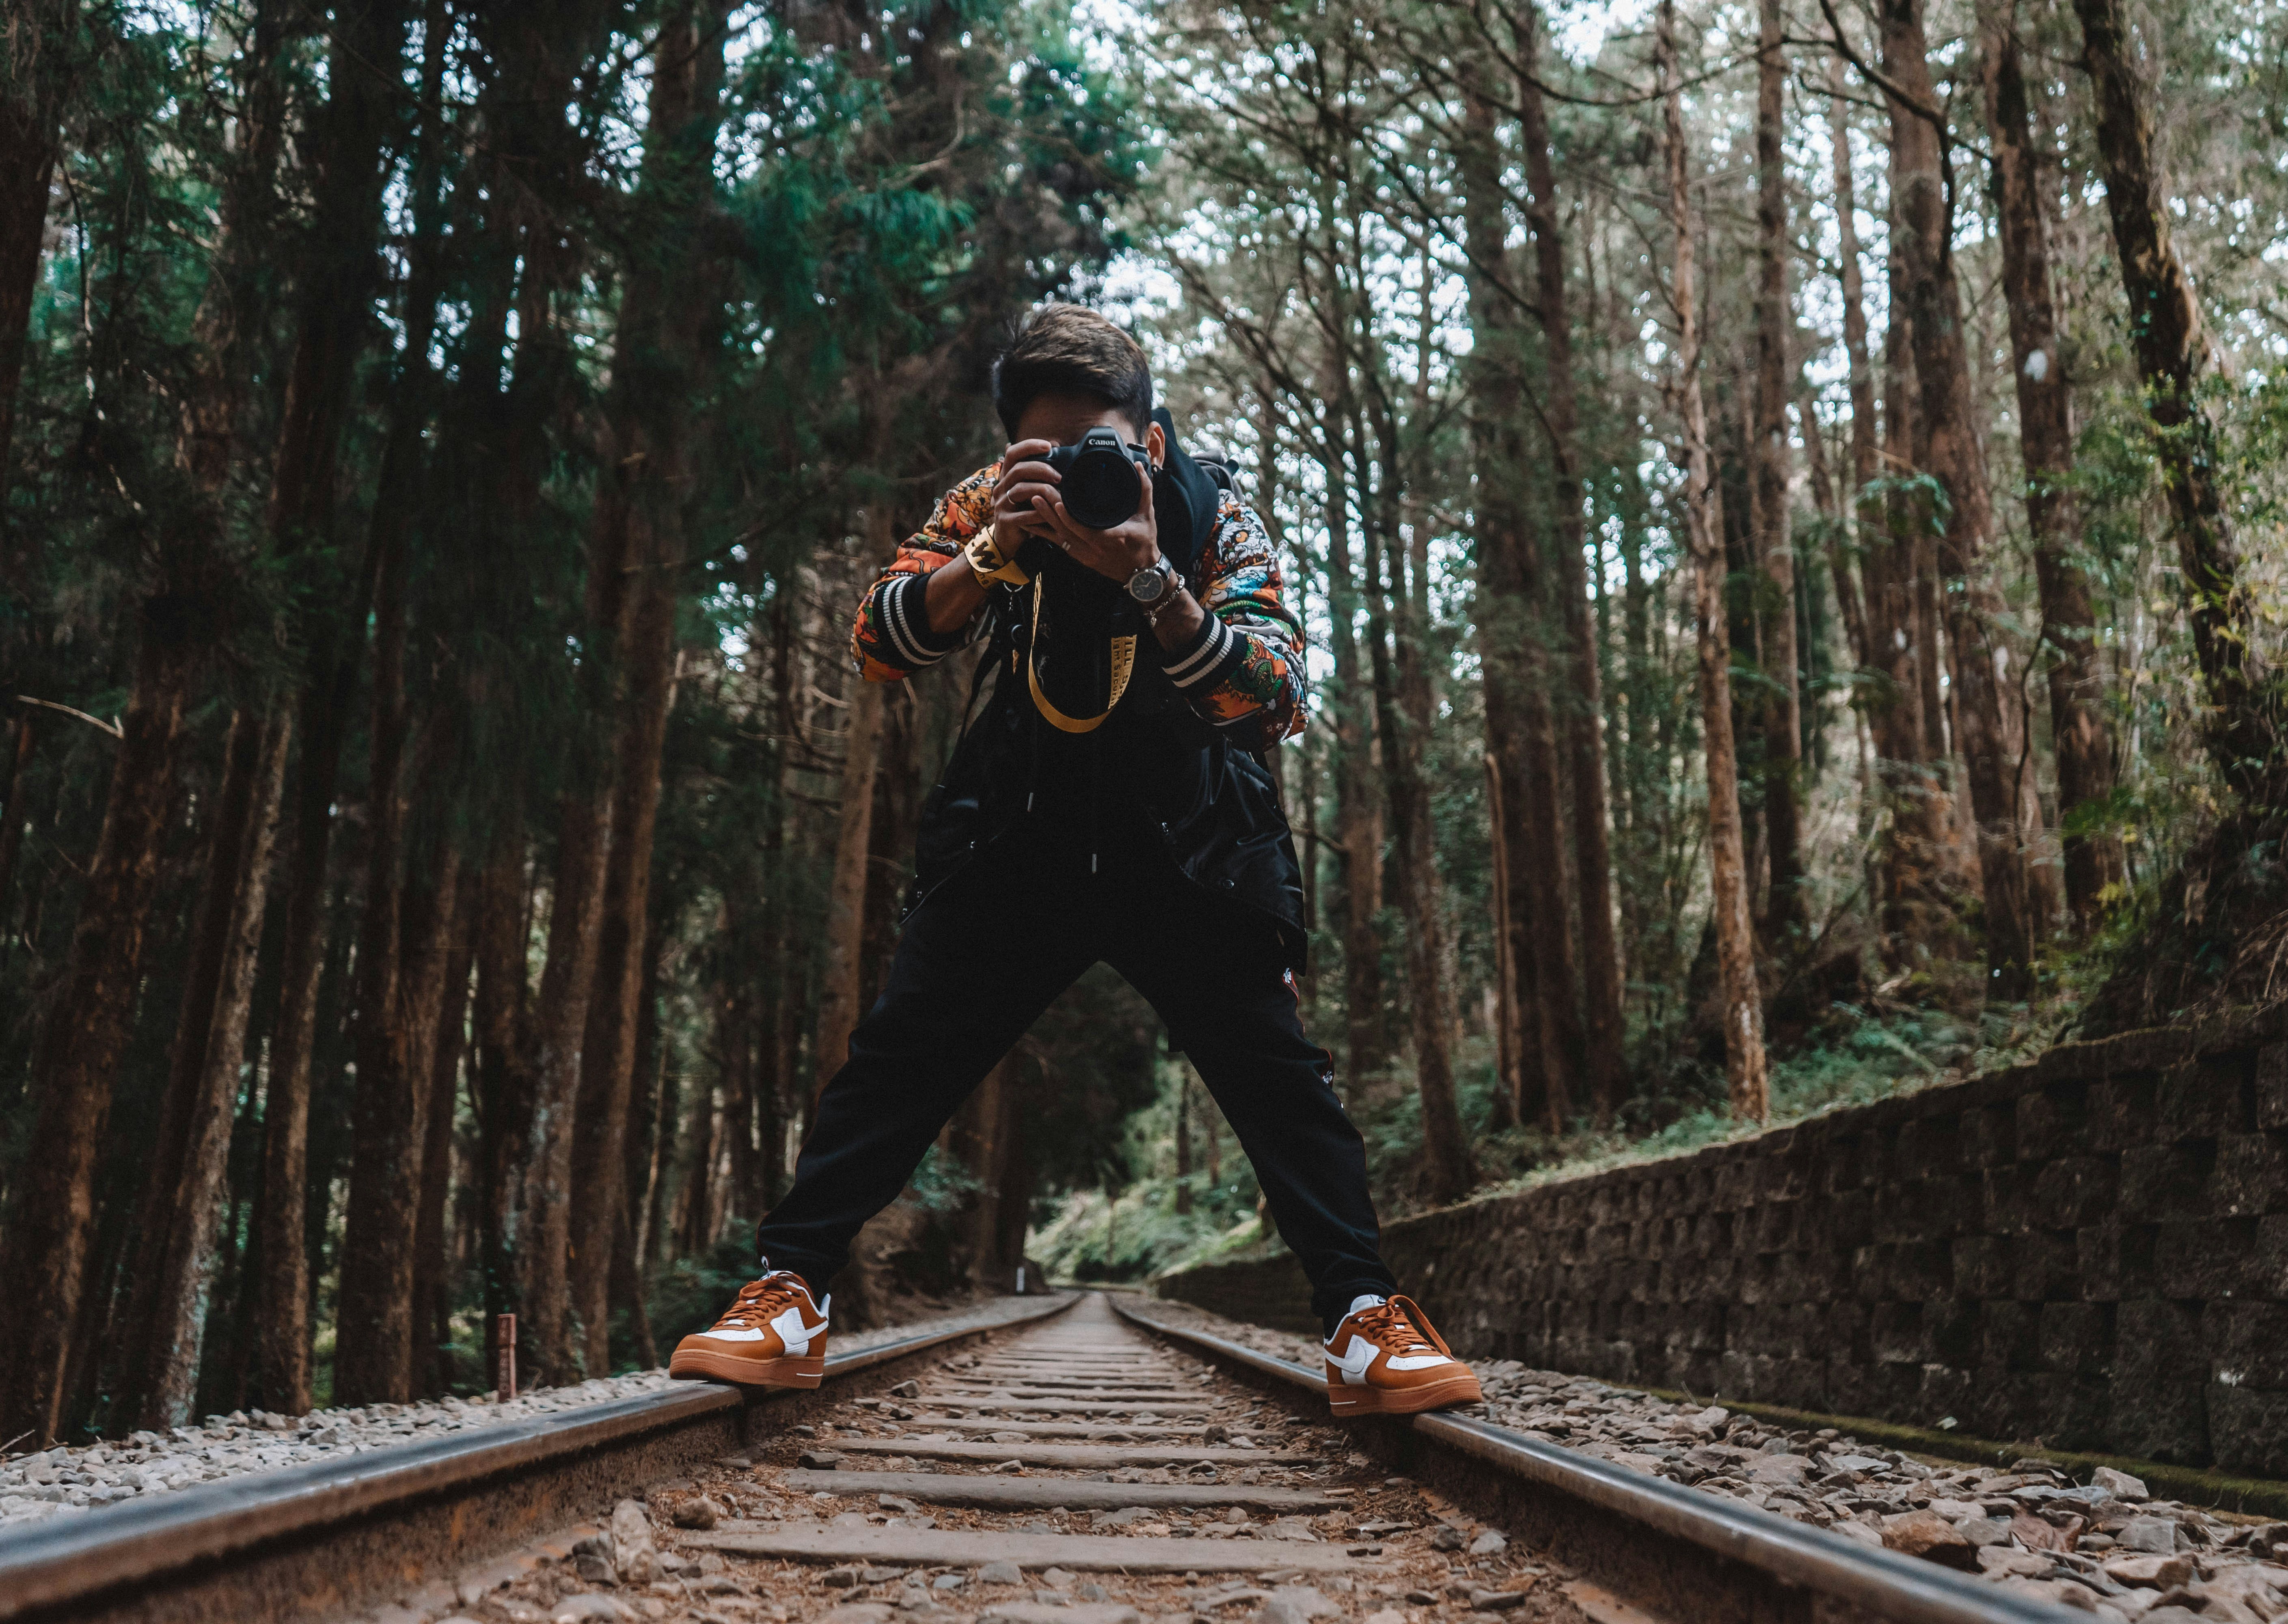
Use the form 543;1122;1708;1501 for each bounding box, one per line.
0;1294;1060;1533
1137;1298;2288;1622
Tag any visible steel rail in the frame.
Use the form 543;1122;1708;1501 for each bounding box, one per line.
0;1294;1077;1623
1111;1296;2083;1624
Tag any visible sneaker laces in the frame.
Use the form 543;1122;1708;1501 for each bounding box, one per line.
1345;1296;1451;1357
712;1273;810;1332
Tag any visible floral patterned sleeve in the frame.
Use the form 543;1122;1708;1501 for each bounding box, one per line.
849;462;999;682
1161;491;1308;752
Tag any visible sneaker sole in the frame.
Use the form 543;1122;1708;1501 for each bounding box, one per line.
667;1350;825;1389
1325;1372;1483;1417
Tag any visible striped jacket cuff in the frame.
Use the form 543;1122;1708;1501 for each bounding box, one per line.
876;571;963;668
1163;612;1242;694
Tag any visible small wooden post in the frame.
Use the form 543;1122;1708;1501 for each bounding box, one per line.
494;1314;518;1402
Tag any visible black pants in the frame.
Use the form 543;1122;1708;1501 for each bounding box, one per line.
755;825;1396;1324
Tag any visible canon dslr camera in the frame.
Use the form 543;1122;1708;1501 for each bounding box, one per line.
1043;426;1152;531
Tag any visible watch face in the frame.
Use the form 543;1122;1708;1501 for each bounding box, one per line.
1130;564;1170;603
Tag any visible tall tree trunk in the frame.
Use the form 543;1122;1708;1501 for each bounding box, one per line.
945;1057;1026;1289
1518;10;1627;1120
1802;401;1869;670
339;786;464;1406
615;921;665;1365
1832;66;1943;964
136;708;291;1426
568;0;725;1374
0;612;198;1445
1173;1075;1192;1216
1459;71;1556;1130
250;0;421;1413
675;1083;727;1257
1715;392;1768;911
412;886;474;1397
0;714;32;952
471;839;536;1366
106;707;271;1426
1315;384;1388;1085
720;908;764;1222
252;721;332;1417
512;194;643;1385
1826;63;1880;523
1377;423;1472;1201
523;780;616;1383
0;0;78;518
1662;0;1768;1120
0;139;50;511
397;844;467;1335
1516;630;1585;1131
201;1074;265;1418
427;0;622;1393
1481;756;1525;1125
329;0;466;1402
816;644;885;1097
862;680;924;1013
1878;0;2042;999
641;1030;680;1272
771;575;817;1169
2070;0;2276;800
1889;237;1949;781
334;492;419;1408
1752;0;1806;936
571;589;682;1371
1875;237;1960;954
750;590;798;1214
1261;438;1325;1013
1981;7;2118;927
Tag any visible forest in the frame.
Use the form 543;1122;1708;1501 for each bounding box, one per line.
2;0;2285;1449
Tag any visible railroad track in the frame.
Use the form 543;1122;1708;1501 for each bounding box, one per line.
0;1292;2080;1624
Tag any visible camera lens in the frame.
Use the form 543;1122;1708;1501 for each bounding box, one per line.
1058;439;1142;531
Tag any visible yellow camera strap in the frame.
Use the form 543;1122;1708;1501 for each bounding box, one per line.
1025;572;1133;735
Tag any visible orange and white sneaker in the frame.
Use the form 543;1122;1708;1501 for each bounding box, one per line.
1323;1293;1483;1417
668;1270;830;1388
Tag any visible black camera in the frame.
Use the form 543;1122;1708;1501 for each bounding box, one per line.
1043;426;1150;531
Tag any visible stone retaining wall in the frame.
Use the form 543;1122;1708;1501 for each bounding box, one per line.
1157;1017;2288;1477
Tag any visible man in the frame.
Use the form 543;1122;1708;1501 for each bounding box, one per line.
669;306;1479;1417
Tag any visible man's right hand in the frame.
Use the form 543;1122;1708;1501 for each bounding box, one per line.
963;439;1064;581
929;441;1060;632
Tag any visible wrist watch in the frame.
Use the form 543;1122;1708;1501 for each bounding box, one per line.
1126;556;1181;621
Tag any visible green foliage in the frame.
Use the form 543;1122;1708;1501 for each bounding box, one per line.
1030;1052;1263;1284
1399;1010;1975;1217
1007;967;1166;1194
647;1234;781;1356
904;1144;986;1218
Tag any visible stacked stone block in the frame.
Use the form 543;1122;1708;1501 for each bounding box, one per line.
1158;1020;2288;1477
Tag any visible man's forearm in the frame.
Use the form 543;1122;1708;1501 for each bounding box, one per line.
923;558;993;635
1149;590;1206;649
925;560;1209;646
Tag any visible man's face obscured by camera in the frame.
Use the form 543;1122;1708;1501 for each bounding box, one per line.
988;390;1172;587
1013;391;1162;466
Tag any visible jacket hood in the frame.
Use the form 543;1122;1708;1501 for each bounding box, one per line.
1150;406;1222;577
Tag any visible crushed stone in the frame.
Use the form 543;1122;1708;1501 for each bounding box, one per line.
0;1294;1058;1531
1138;1298;2288;1623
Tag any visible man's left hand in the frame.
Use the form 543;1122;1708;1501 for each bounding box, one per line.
1039;458;1160;584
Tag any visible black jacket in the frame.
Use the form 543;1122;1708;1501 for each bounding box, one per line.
907;630;1309;970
